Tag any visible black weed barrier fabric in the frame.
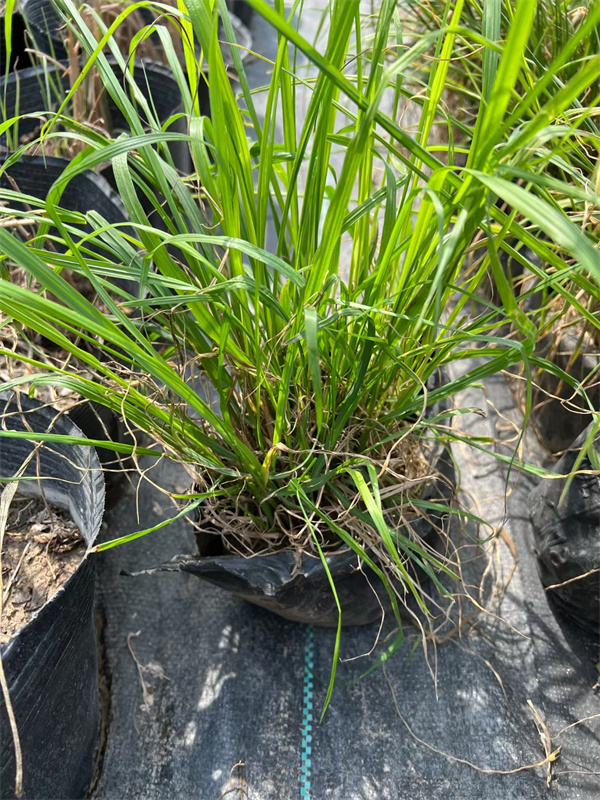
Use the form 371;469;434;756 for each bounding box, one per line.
91;462;599;798
90;374;599;800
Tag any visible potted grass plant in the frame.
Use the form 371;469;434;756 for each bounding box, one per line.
409;0;600;455
1;0;211;175
20;0;253;68
407;0;600;639
0;56;196;173
1;0;600;693
0;0;209;471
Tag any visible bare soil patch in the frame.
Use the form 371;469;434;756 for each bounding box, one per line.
1;496;85;643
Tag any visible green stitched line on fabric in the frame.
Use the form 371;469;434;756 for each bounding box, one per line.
300;625;314;799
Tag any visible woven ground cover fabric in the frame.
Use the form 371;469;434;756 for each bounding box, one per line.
90;371;599;800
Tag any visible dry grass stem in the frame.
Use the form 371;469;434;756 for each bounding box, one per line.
385;664;561;780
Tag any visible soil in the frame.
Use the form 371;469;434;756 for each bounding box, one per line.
1;495;85;644
0;309;95;413
192;427;445;561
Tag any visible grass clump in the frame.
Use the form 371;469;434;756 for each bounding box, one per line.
0;0;599;673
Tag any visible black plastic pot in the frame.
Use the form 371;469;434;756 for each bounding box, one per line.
66;400;135;495
0;392;105;799
531;332;600;454
0;10;33;72
529;422;600;637
0;153;138;295
0;59;193;173
19;0;66;60
228;0;254;29
0;153;131;239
